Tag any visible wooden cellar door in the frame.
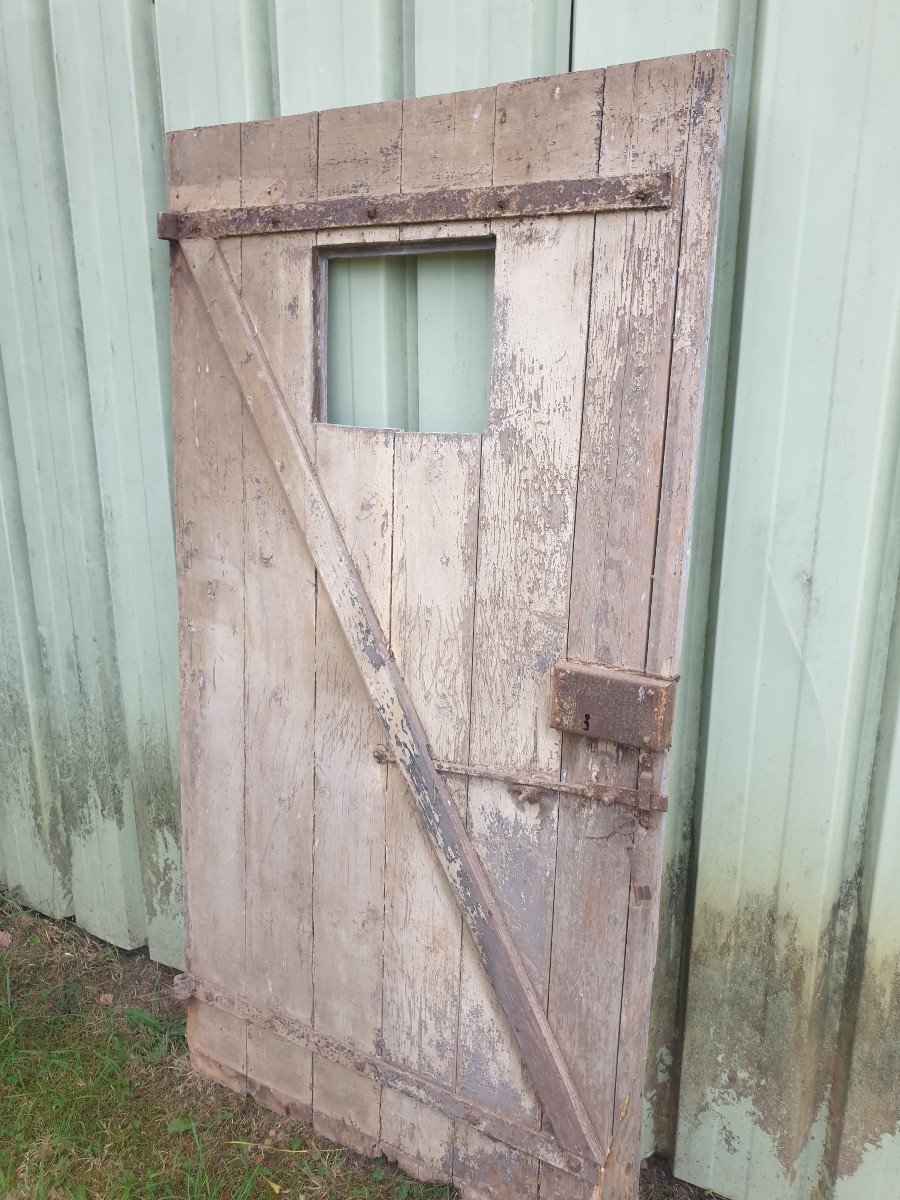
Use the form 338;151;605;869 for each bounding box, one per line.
163;51;729;1200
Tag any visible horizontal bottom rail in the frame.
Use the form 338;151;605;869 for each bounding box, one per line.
373;746;667;813
176;974;603;1184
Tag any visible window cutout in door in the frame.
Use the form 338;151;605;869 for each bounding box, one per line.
321;245;494;433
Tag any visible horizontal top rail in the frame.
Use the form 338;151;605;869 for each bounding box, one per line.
157;171;671;240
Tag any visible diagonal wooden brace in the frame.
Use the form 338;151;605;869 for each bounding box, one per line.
179;236;605;1167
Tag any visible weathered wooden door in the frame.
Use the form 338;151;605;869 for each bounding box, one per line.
164;51;728;1200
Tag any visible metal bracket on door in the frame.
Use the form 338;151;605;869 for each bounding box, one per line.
373;746;668;813
550;661;676;751
549;660;677;816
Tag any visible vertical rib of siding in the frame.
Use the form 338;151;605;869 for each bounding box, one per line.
571;0;755;1163
0;0;145;948
46;0;182;967
153;0;275;130
834;530;900;1198
413;0;571;93
0;350;69;919
669;0;900;1196
271;0;405;112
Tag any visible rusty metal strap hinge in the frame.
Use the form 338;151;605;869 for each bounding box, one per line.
158;171;671;240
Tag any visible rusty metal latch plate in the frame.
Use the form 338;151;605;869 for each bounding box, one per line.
550;661;676;751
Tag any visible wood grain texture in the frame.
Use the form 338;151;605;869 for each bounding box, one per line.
240;231;318;1119
604;52;731;1200
174;972;600;1185
316;227;401;246
542;54;697;1200
172;224;247;1084
240;113;318;207
180;236;604;1165
401;87;496;192
318;100;403;199
454;70;602;1197
648;50;733;680
492;70;603;185
312;423;395;1154
398;86;495;292
380;432;481;1180
312;110;400;1149
167;123;241;212
167;56;731;1200
159;173;671;242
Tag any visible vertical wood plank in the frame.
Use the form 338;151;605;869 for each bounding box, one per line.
317;101;402;199
240;113;317;207
317;101;403;430
648;50;732;679
542;53;697;1200
313;113;401;1117
401;86;496;192
399;86;497;435
170;113;246;1085
314;112;401;1079
167;124;242;212
492;69;603;185
454;67;602;1199
380;431;481;1180
605;52;730;1200
173;237;247;1087
311;424;395;1154
240;223;318;1119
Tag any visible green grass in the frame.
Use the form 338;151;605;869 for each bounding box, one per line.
0;893;451;1199
0;893;702;1200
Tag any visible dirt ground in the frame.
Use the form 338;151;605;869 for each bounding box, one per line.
638;1157;723;1200
0;894;720;1199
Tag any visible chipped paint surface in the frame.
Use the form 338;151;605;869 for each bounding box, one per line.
1;3;898;1199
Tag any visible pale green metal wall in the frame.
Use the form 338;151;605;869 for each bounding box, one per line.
0;3;897;1198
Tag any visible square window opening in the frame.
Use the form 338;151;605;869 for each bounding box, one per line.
318;242;494;434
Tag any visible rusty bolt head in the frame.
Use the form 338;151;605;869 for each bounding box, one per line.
496;195;509;210
567;1156;582;1173
467;1111;480;1126
366;202;378;219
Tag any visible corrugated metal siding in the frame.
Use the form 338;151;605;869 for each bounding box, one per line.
672;1;900;1194
0;2;897;1197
